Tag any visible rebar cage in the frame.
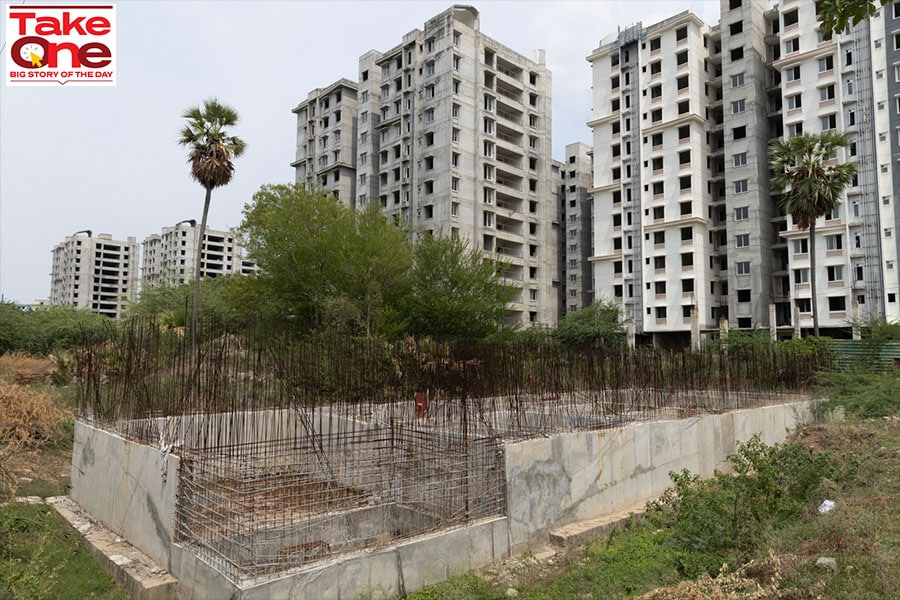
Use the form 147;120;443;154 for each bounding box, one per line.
75;320;830;580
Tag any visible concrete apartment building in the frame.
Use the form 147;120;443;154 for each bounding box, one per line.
50;231;138;319
589;12;720;346
142;221;256;289
560;142;594;316
589;0;900;344
294;5;559;326
291;80;360;207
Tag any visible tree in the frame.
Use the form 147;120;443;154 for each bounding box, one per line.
818;0;890;40
769;132;857;336
126;276;251;327
556;300;626;350
241;184;411;336
178;99;246;345
402;234;517;340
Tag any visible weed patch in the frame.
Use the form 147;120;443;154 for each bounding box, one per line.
818;368;900;418
645;435;839;578
0;503;127;600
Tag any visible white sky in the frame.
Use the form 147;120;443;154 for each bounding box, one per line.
0;0;721;304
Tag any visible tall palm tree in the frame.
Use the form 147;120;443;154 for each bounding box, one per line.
769;131;856;337
178;99;246;344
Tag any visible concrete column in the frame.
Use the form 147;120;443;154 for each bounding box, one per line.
769;303;777;342
793;305;801;339
691;305;700;352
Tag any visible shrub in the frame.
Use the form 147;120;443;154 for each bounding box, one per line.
646;436;837;578
819;368;900;418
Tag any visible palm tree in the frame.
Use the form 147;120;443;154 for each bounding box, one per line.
178;99;246;344
769;131;856;337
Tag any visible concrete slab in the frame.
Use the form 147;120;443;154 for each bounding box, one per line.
549;505;646;548
48;496;178;600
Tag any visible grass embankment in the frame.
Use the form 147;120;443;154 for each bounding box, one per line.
407;372;900;600
0;353;128;600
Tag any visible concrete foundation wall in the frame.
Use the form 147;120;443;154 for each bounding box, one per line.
71;421;178;569
170;516;509;600
72;399;818;598
504;399;818;551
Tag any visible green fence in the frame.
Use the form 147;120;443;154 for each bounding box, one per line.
828;340;900;371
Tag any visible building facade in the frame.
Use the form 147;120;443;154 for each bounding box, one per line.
50;231;138;319
589;12;719;345
588;0;900;343
291;79;360;207
295;5;559;326
560;142;594;316
141;221;256;289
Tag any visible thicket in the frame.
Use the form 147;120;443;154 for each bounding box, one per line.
0;304;113;356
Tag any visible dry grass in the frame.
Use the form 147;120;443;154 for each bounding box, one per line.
0;380;72;499
0;352;56;385
637;553;807;599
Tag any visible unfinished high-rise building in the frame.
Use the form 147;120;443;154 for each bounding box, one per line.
560;142;594;315
141;221;256;289
291;80;360;207
50;231;138;318
293;6;559;326
588;1;900;343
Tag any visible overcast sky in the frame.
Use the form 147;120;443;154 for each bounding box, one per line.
0;0;721;304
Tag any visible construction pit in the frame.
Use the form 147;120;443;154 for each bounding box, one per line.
68;392;820;599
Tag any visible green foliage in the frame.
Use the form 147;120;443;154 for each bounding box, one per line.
647;436;837;578
0;305;113;355
712;329;773;357
403;573;505;599
819;368;900;418
509;324;557;348
552;526;681;598
0;504;127;599
178;98;246;191
126;276;252;327
403;234;517;340
818;0;890;40
850;315;900;363
241;184;413;337
774;335;832;359
556;300;626;350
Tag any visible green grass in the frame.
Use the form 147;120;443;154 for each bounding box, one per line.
0;503;129;600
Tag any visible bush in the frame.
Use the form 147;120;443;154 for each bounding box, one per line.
819;368;900;418
646;436;837;578
556;300;626;350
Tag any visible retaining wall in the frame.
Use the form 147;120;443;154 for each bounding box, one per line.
504;399;818;551
71;422;179;569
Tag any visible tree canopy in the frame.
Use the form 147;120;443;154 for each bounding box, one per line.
769;131;857;336
178;98;246;344
239;183;518;340
401;234;517;340
556;299;626;350
817;0;890;40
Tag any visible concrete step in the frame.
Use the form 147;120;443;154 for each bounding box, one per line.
549;505;646;548
47;496;178;600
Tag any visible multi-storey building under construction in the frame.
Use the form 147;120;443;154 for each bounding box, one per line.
589;0;900;344
293;5;559;326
